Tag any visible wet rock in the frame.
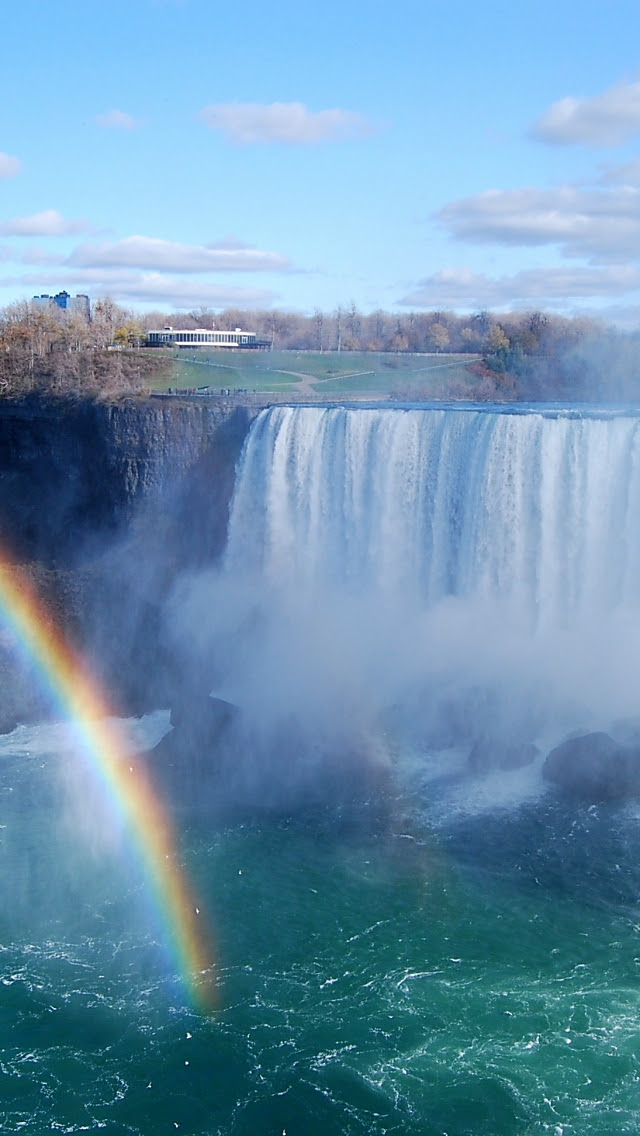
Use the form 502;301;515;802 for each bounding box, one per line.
169;692;238;737
148;698;393;824
542;731;640;802
150;694;240;795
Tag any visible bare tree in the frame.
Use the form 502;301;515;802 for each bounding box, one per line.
334;305;344;352
313;309;325;351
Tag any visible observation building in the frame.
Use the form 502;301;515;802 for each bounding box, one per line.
146;327;267;349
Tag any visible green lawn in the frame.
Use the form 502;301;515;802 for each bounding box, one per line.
154;349;480;398
157;352;302;392
310;358;478;395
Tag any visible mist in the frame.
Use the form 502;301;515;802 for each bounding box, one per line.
166;572;640;760
515;326;640;402
154;403;640;814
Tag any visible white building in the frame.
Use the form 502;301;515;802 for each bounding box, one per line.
146;326;259;348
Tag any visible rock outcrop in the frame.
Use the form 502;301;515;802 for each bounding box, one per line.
148;692;393;821
542;731;640;802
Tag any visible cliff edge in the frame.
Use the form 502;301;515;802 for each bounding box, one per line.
0;396;260;724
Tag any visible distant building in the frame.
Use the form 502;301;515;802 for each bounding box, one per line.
145;326;265;349
31;291;91;319
69;294;90;319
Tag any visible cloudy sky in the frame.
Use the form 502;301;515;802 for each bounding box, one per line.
2;0;640;320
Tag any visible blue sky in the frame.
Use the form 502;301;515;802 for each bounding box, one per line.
2;0;640;321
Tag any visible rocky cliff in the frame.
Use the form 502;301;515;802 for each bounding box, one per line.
0;396;259;566
0;396;261;724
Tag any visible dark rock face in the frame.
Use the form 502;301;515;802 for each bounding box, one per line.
150;695;240;803
0;397;257;567
468;736;539;773
543;731;640;802
0;396;260;719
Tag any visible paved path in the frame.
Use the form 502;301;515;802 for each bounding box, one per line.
269;368;376;395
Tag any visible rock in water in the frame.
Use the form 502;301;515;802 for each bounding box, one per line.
543;732;640;802
148;693;240;806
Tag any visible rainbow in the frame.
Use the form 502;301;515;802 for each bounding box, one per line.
0;555;217;1011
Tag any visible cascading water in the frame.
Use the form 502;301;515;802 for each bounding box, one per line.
5;403;640;1136
227;404;640;623
212;405;640;753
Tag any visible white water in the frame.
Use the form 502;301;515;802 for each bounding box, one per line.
171;405;640;789
226;405;640;627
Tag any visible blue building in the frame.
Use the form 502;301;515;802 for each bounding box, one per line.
32;291;91;319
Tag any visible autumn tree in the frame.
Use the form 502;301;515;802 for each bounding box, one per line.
113;322;146;348
487;324;510;353
460;326;483;351
0;299;168;397
428;322;451;352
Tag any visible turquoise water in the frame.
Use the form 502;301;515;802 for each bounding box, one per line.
2;718;640;1135
6;404;640;1133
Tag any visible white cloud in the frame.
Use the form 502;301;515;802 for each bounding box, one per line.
597;155;640;185
531;78;640;147
436;184;640;262
67;235;293;272
0;245;65;266
94;109;144;130
21;247;66;266
0;210;96;237
400;265;640;309
0;153;22;179
3;269;277;309
200;101;372;144
89;273;276;308
585;302;640;329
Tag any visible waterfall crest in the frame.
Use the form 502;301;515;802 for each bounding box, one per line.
171;405;640;757
226;405;640;627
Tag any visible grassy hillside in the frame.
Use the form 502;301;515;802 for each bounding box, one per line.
155;349;480;399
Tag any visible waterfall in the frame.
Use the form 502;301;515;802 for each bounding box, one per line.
226;405;640;628
171;404;640;756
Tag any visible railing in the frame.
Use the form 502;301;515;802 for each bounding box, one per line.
150;388;390;404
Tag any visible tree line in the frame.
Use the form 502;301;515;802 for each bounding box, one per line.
132;303;640;400
0;299;166;397
1;296;637;401
146;304;602;359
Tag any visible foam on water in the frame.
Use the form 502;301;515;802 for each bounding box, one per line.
2;715;640;1134
6;405;640;1133
0;710;171;767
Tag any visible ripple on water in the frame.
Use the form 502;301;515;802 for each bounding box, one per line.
2;720;640;1132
